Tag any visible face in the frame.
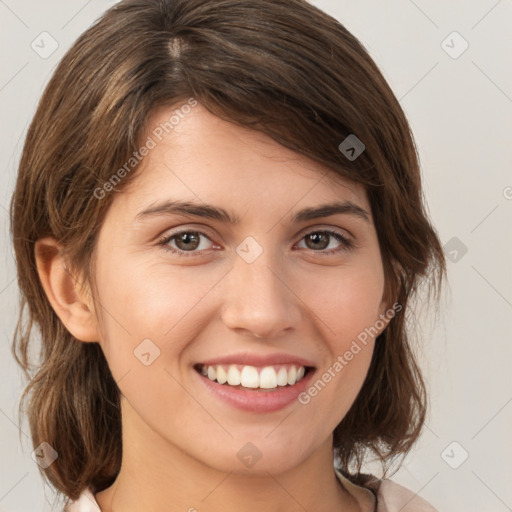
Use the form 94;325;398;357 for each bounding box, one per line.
88;102;389;475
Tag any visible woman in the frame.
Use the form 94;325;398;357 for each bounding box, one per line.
10;0;445;510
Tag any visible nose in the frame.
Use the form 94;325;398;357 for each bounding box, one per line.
220;249;301;340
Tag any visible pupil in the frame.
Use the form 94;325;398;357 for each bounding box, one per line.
308;233;328;250
178;232;199;250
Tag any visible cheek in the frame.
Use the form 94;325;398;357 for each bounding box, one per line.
296;266;382;431
303;260;385;344
92;258;219;374
297;260;384;408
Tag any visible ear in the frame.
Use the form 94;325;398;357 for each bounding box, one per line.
34;237;99;342
377;296;390;319
375;295;400;337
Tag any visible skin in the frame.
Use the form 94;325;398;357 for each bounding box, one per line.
35;102;391;512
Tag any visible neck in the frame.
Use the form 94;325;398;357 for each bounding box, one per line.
95;399;359;512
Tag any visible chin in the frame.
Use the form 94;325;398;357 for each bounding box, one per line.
192;437;315;477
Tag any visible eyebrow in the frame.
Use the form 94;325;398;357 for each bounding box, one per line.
135;199;370;225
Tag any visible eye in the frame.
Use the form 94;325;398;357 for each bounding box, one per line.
296;229;353;254
157;230;215;257
157;228;353;257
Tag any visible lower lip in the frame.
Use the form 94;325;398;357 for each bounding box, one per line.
196;369;315;413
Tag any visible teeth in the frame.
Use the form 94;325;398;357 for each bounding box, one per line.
200;364;308;389
276;367;288;386
227;365;241;386
216;366;227;384
259;366;277;389
287;365;297;385
241;366;259;388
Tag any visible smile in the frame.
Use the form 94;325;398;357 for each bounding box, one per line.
195;363;311;390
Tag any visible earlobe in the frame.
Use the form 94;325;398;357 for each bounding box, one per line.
375;297;394;337
34;237;99;342
378;299;390;320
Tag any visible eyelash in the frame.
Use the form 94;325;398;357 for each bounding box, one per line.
156;229;353;258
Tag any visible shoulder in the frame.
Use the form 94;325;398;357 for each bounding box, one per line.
376;478;439;512
335;469;439;512
64;488;101;512
66;474;439;512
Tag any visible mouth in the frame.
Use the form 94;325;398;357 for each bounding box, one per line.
193;363;315;391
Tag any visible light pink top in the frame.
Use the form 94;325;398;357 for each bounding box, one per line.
65;469;439;511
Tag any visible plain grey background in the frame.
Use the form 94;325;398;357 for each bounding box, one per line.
1;1;511;511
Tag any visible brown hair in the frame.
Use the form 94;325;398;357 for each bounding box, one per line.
10;0;446;503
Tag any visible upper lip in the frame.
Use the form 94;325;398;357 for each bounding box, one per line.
197;352;316;368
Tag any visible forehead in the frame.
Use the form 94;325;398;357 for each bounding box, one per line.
113;102;369;216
